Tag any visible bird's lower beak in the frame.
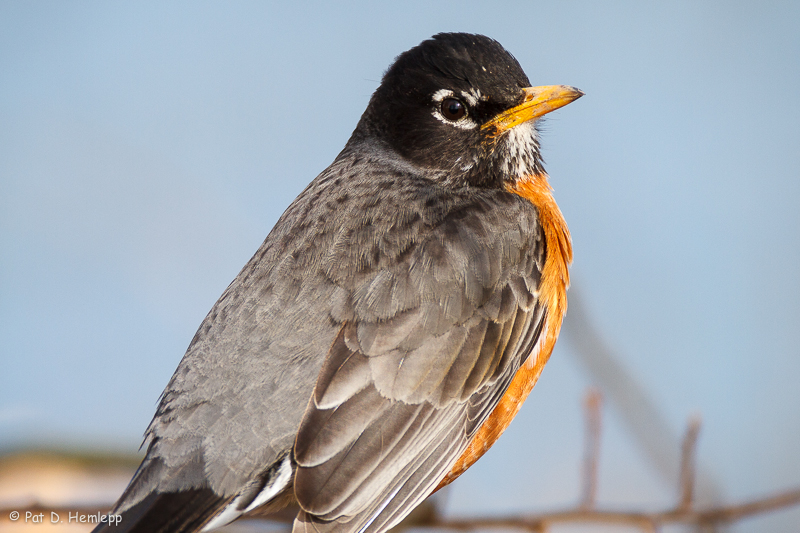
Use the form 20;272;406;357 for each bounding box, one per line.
483;85;584;135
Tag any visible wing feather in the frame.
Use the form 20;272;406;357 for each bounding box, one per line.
293;197;546;533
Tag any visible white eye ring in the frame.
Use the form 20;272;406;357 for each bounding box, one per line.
431;89;477;129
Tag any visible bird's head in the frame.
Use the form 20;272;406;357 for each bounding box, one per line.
352;32;583;188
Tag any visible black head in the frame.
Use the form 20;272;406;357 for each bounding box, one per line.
350;33;581;188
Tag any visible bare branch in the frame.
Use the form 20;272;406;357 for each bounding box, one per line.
431;487;800;532
678;415;702;511
579;388;602;510
562;289;722;503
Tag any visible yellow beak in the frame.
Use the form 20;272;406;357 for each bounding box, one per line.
483;85;584;135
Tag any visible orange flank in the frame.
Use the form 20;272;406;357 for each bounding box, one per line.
436;172;572;490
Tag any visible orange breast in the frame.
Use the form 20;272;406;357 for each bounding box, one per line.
435;172;572;490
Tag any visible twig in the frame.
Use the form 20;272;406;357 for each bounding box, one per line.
562;290;722;503
678;415;702;511
432;487;800;531
579;389;602;510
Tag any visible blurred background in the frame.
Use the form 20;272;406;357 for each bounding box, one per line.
1;1;799;531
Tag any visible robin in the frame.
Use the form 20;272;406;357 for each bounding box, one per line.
93;33;582;533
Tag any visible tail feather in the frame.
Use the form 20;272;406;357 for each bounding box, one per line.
91;488;228;533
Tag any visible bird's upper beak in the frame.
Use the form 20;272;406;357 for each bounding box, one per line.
483;85;584;135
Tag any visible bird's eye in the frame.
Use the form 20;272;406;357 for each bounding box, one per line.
441;98;466;121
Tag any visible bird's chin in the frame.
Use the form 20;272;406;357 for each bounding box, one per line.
484;121;543;185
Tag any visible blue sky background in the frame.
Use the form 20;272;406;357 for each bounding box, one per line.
1;2;799;531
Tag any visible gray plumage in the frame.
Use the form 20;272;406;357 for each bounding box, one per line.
115;133;546;531
95;32;579;533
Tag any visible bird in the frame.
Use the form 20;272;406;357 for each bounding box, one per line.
93;32;582;533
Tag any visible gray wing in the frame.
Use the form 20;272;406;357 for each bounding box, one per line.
292;188;547;533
